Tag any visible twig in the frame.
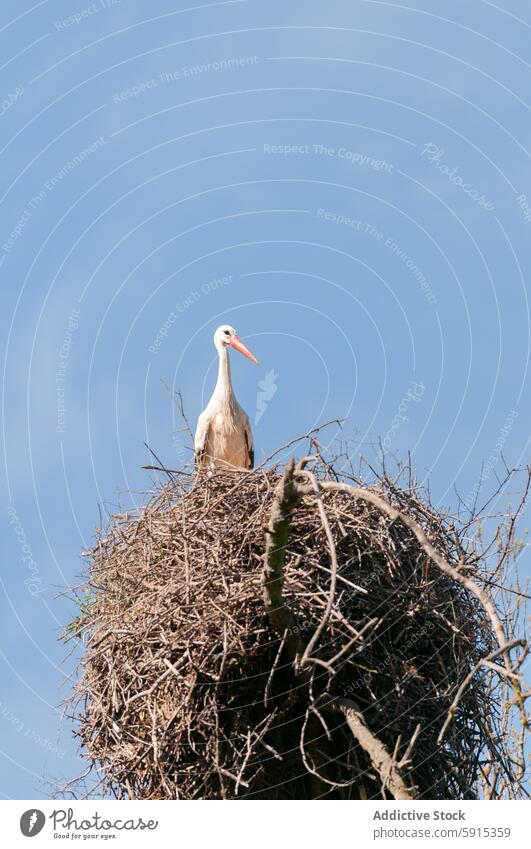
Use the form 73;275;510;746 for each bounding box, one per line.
257;419;343;469
142;443;177;483
397;723;422;769
264;628;289;708
142;464;193;477
161;380;194;442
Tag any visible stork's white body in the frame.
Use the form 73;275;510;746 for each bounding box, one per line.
194;326;256;469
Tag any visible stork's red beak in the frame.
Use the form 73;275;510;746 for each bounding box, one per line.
230;336;259;364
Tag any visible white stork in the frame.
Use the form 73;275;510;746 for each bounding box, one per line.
194;324;259;470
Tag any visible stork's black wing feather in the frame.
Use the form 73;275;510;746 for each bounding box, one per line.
244;430;254;469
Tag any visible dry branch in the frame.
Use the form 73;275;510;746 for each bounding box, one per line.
261;458;304;664
320;697;417;800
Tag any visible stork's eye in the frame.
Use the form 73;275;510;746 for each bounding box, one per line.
224;330;230;336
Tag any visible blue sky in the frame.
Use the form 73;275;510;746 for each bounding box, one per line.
1;0;530;798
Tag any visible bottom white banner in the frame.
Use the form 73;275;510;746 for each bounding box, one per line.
2;799;527;848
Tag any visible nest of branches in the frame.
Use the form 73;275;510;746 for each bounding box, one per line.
65;451;529;800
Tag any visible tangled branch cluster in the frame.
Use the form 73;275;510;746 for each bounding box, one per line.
65;453;529;800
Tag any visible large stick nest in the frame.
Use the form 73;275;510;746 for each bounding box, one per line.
66;458;504;800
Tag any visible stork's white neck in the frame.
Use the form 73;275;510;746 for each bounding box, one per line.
214;343;234;401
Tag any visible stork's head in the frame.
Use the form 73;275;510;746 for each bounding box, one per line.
213;324;259;363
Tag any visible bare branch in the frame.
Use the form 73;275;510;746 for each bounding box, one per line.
320;697;418;800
